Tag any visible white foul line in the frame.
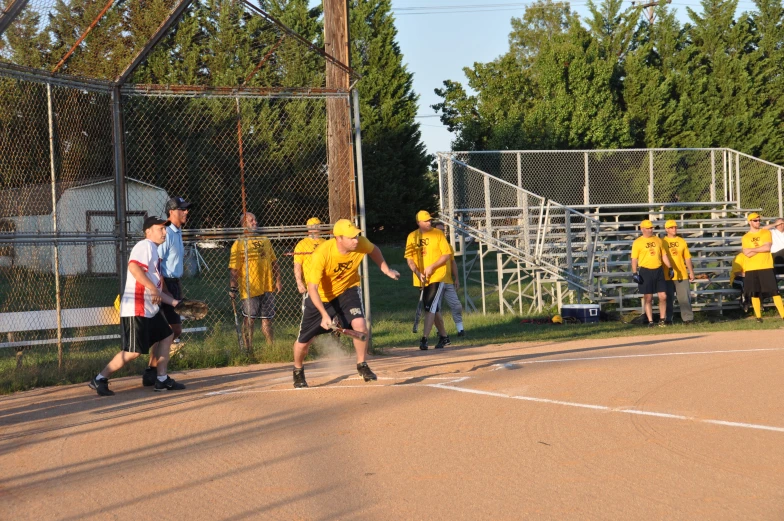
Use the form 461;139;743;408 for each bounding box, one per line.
492;347;784;370
429;378;784;434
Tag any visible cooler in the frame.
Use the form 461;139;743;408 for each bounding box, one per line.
560;304;600;323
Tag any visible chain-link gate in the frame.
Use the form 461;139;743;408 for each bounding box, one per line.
0;0;365;391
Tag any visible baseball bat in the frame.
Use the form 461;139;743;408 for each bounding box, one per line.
229;295;245;351
412;286;424;333
329;324;367;342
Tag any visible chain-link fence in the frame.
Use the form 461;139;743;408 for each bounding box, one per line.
451;149;783;212
0;0;364;390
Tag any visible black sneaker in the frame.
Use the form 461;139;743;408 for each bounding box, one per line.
647;322;655;328
658;321;667;328
756;317;764;324
154;376;186;392
142;367;156;387
89;376;114;396
435;335;449;349
664;320;673;326
293;367;308;388
357;362;377;382
419;336;428;350
457;330;465;337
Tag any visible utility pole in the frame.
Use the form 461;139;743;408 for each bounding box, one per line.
324;0;355;222
632;0;671;24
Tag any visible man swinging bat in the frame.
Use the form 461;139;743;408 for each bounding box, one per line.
291;219;400;388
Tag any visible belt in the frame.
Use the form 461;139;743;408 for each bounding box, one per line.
164;277;180;283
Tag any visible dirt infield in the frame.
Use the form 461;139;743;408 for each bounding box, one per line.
1;330;783;520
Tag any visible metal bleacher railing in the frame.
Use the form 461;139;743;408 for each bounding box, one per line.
437;149;784;315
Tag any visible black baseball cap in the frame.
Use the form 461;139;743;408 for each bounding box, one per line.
143;216;169;231
165;196;192;213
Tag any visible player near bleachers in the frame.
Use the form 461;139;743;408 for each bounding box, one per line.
762;217;784;275
730;253;749;313
662;220;695;325
741;212;784;322
631;219;672;327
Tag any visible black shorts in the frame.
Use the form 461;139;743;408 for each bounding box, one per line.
242;293;276;319
121;312;172;354
423;282;445;313
160;278;182;325
638;267;666;294
297;286;364;343
743;269;779;298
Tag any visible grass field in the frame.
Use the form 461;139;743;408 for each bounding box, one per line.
1;245;778;394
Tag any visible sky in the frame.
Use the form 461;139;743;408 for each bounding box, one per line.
387;0;763;156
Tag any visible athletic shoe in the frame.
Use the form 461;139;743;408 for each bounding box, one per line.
89;376;114;396
682;321;693;326
293;367;308;388
664;320;673;326
647;322;655;328
457;330;465;337
658;321;667;328
357;362;377;382
435;335;450;349
419;337;428;350
756;317;764;323
154;376;186;392
142;367;156;387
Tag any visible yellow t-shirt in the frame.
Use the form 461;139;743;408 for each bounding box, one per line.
293;236;325;284
741;229;773;271
308;236;375;301
228;237;277;299
730;253;746;285
631;235;664;270
404;228;453;286
662;235;692;281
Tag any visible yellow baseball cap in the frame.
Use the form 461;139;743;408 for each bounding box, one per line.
664;220;677;228
306;217;321;226
416;210;433;222
333;219;361;238
748;212;761;221
552;314;563;324
639;219;653;229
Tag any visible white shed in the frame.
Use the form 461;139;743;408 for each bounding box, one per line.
0;178;169;275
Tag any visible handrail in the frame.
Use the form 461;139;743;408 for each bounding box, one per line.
443;156;547;203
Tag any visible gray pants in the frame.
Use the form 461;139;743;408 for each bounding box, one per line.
441;283;463;327
665;279;694;322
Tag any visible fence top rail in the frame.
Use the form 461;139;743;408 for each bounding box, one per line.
447;147;747;156
441;156;546;203
546;201;601;225
121;84;351;99
568;201;741;210
732;149;784;170
0;61;112;93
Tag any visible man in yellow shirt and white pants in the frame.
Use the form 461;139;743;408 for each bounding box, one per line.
631;220;671;327
405;211;453;350
662;220;695;325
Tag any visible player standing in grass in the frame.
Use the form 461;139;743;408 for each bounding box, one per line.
143;196;191;387
631;219;672;327
291;219;400;388
89;216;185;396
229;212;282;348
433;221;465;337
662;220;695;325
293;217;325;301
741;212;784;322
405;211;453;350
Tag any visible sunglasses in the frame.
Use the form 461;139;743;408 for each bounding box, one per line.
750;219;760;222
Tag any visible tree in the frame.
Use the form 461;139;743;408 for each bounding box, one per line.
349;0;434;239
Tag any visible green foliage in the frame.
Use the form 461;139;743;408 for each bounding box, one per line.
434;0;784;171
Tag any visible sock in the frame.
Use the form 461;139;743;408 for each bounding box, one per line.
145;366;155;372
95;374;106;381
774;296;784;318
157;375;168;382
455;321;464;331
752;297;762;318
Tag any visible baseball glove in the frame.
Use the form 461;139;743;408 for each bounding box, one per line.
174;299;209;320
632;272;644;284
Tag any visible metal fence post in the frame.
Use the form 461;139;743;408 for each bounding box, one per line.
111;85;128;350
779;167;783;218
648;150;654;208
710;149;716;203
736;152;741;209
723;149;729;203
352;90;372;344
583;152;589;205
447;156;456;252
47;83;63;370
